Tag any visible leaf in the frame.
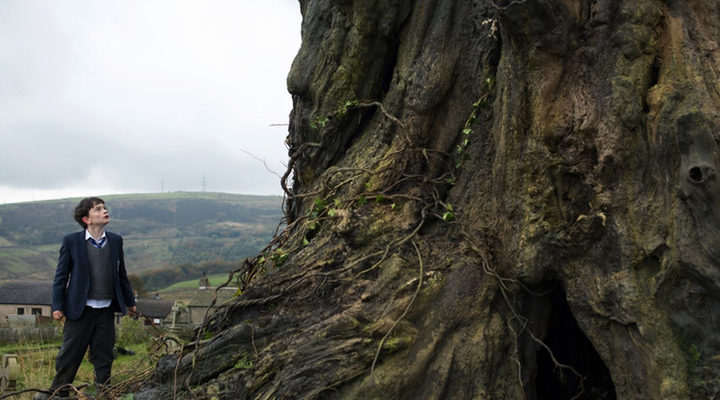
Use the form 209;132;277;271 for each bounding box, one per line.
358;196;367;205
689;344;701;362
234;355;253;370
328;208;337;217
375;194;385;203
443;211;455;221
314;197;327;210
311;115;329;129
271;249;289;267
390;203;397;210
302;236;310;246
463;128;472;135
334;198;342;207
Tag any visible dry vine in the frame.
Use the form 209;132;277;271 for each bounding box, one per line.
163;94;588;399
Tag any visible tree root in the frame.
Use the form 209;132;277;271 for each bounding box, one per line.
370;240;424;376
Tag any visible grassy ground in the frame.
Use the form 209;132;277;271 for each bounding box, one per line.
160;274;231;290
154;273;234;303
1;318;160;399
7;343;153;399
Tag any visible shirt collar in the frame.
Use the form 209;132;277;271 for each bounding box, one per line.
85;229;106;242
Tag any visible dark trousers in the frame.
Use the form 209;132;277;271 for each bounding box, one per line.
52;306;115;390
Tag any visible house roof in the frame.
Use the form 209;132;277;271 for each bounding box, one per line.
135;298;174;318
188;287;237;308
0;281;52;305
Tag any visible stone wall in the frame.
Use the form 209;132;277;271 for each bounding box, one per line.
0;304;51;323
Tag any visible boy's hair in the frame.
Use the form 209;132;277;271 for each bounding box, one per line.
74;197;105;229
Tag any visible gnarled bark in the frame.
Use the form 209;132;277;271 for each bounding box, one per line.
137;0;720;399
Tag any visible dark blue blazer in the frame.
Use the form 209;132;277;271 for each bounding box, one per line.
51;230;136;320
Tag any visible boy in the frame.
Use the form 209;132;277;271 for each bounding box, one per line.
35;197;136;399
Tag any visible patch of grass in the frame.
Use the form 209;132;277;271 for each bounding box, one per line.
3;319;158;399
0;246;57;277
0;342;57;355
160;274;231;291
8;343;154;399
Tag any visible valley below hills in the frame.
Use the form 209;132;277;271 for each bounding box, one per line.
0;192;284;289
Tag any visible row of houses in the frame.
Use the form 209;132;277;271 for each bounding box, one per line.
0;279;236;328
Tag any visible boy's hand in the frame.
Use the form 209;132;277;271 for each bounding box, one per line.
52;310;64;320
128;306;137;315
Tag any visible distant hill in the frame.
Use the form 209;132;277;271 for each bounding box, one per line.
0;192;284;283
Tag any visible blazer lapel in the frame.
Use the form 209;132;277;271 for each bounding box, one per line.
76;231;90;271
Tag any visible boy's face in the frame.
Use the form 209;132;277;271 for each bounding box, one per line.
82;202;110;228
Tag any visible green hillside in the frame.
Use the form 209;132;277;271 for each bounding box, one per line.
0;192;283;284
155;273;234;303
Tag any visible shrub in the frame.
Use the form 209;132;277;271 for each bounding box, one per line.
116;316;152;347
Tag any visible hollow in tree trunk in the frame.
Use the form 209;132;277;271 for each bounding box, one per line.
137;1;720;399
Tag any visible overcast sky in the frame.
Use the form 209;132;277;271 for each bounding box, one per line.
0;1;301;204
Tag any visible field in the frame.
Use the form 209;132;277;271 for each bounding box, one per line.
0;318;161;399
0;191;283;283
161;273;231;290
154;274;235;303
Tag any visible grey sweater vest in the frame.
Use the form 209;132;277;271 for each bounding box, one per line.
86;241;115;300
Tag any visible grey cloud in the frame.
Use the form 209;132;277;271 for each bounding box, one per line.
0;1;300;202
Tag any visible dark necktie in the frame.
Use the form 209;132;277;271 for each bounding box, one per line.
90;237;106;249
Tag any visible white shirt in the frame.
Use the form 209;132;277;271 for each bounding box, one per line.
85;229;107;247
84;229;112;309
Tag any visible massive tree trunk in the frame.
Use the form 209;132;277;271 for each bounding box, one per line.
138;0;720;398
